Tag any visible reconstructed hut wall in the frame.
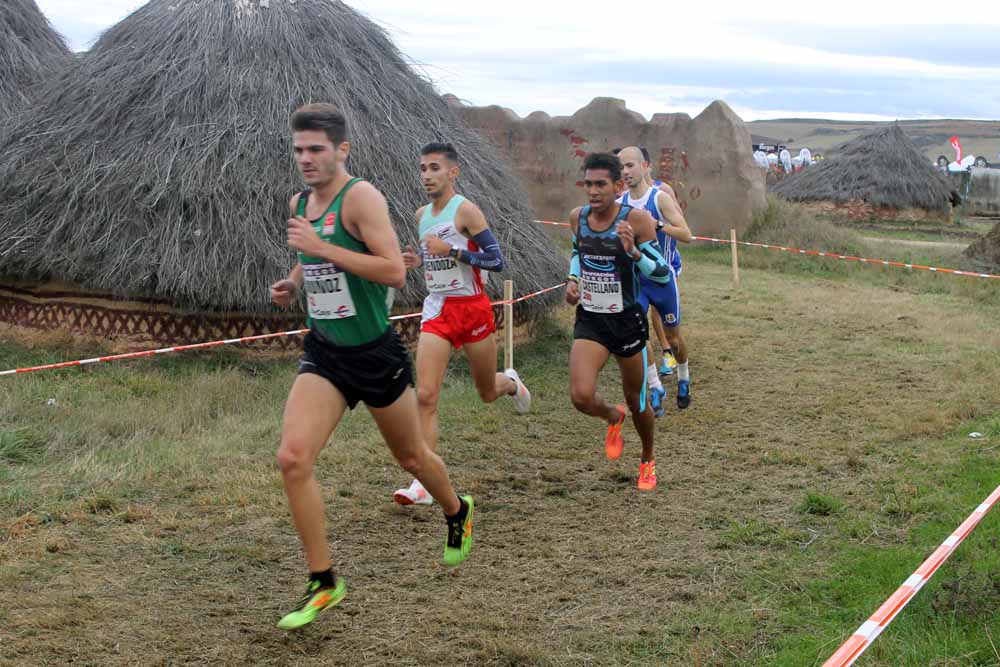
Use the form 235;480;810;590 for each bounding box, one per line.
0;281;540;350
0;0;72;125
0;0;563;326
798;201;949;223
965;220;1000;270
773;124;953;219
450;97;767;237
951;168;1000;217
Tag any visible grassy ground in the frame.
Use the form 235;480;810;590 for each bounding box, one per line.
3;217;1000;666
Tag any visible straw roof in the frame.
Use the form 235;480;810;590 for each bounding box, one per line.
0;0;71;121
0;0;562;313
772;124;953;213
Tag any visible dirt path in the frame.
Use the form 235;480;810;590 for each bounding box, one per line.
3;260;1000;666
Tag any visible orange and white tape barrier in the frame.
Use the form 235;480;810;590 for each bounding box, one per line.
692;235;1000;280
534;220;1000;281
0;285;563;377
823;484;1000;667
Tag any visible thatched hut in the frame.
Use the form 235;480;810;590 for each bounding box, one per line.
0;0;72;124
772;124;954;222
0;0;562;346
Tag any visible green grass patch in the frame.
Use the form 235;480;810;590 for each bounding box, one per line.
798;492;843;516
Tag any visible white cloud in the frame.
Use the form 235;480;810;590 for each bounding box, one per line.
35;0;1000;119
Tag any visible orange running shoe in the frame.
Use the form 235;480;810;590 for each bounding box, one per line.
604;404;626;460
638;460;657;490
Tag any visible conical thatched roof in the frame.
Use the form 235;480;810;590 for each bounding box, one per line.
772;124;953;214
0;0;562;313
0;0;72;121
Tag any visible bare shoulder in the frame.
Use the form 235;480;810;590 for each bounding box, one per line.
457;198;485;218
456;198;487;232
342;180;389;220
288;192;303;215
344;180;387;206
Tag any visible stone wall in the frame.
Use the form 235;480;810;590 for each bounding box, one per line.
799;200;951;223
449;97;767;238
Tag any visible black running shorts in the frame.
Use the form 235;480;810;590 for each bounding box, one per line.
573;305;649;358
298;327;414;409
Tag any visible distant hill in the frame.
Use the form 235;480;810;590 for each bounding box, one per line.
748;118;1000;165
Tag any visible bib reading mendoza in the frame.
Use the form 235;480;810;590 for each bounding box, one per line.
418;194;482;296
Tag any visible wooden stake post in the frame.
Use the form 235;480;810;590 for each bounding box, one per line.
730;228;740;289
503;279;514;371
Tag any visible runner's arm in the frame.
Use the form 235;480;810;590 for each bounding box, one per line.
625;210;671;283
402;208;424;271
655;191;693;243
567;207;582;283
304;184;406;289
454;201;505;272
285;195;305;287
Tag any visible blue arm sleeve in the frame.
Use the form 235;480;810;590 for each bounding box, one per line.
569;234;581;278
456;228;505;272
635;241;671;284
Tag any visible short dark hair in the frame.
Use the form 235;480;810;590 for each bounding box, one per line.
421;142;459;163
612;147;622;155
582;152;622;181
641;147;652;163
291;103;347;145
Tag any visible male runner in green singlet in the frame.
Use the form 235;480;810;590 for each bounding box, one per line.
269;104;474;630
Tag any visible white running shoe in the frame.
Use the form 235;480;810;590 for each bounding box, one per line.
504;368;531;415
393;479;433;506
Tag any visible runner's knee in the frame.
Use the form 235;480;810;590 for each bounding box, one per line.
416;384;440;411
570;385;596;412
394;448;426;478
624;390;644;415
476;380;499;404
277;439;315;482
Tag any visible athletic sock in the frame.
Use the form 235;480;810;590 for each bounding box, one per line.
677;361;690;382
445;497;468;522
647;365;663;391
310;568;336;588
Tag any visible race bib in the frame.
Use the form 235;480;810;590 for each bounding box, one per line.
304;263;356;320
423;252;467;293
581;269;623;314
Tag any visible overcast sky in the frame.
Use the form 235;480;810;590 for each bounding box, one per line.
36;0;1000;122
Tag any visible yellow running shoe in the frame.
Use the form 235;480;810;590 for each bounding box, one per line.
277;577;346;630
659;351;678;377
443;495;475;567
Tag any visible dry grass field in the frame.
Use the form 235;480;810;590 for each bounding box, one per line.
3;211;1000;666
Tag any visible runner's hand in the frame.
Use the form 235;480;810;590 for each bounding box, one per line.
565;280;580;305
270;279;297;308
287;216;324;256
423;234;452;257
402;244;422;270
617;221;636;256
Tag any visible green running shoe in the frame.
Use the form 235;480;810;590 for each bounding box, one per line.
443;495;475;567
277;576;346;630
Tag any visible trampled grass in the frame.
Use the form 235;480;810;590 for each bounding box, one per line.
2;225;1000;666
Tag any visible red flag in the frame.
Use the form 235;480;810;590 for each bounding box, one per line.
950;136;963;162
